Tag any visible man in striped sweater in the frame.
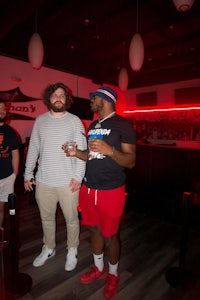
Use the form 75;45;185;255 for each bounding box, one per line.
24;82;87;271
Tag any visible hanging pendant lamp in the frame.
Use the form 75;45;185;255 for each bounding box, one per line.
172;0;195;11
129;0;144;71
28;33;44;69
118;42;129;91
129;33;144;71
118;67;129;91
28;12;44;69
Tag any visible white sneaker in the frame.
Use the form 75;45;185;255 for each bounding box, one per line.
33;245;55;267
65;247;78;271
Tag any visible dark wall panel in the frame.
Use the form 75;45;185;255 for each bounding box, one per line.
136;91;157;107
174;87;200;105
69;97;93;120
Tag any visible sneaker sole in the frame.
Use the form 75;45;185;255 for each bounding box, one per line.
65;260;78;271
65;264;77;271
33;250;56;267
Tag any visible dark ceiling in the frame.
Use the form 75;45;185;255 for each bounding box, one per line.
0;0;200;89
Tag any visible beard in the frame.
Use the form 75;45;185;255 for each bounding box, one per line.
49;101;67;112
90;99;104;113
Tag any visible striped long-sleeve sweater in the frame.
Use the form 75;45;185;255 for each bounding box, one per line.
24;111;87;186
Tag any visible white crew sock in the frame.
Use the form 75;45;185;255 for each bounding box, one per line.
93;253;104;272
108;261;119;276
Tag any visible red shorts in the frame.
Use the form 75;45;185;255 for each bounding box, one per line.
79;184;125;237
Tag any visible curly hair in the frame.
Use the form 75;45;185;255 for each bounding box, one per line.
42;82;73;110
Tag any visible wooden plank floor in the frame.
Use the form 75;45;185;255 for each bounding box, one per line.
2;176;200;300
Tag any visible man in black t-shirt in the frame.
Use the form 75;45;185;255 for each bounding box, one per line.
0;100;20;227
63;86;136;299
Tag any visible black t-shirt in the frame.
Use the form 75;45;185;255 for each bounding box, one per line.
84;114;136;189
0;124;20;179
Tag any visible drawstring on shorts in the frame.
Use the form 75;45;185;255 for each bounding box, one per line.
87;188;98;205
94;189;98;205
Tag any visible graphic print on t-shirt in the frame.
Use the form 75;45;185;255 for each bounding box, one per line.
88;128;111;160
0;133;9;158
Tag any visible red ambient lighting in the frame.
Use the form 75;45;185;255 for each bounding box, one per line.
124;106;200;114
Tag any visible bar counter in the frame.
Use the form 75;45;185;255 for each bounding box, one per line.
125;142;200;223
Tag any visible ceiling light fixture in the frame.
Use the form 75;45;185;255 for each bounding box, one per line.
118;42;129;91
172;0;195;12
129;0;144;71
28;11;44;70
118;67;129;92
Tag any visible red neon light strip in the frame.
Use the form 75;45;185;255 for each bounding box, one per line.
124;106;200;114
